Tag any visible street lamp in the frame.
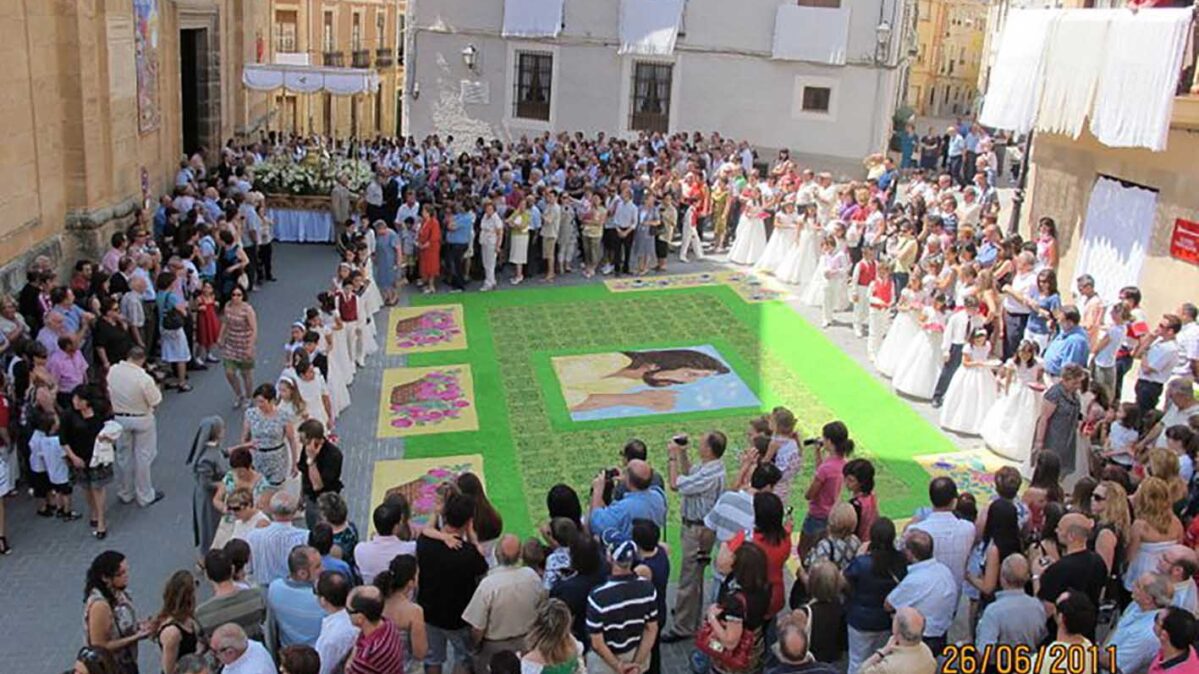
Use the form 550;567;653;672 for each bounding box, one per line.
461;44;479;71
875;21;892;64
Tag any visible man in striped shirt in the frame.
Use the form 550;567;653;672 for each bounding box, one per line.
345;586;404;674
586;540;659;674
660;431;727;643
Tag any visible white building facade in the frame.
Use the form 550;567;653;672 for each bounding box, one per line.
403;0;915;175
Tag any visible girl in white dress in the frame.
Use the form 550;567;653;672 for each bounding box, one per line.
802;236;850;328
307;306;351;415
980;340;1044;463
728;189;768;265
893;293;948;400
875;270;927;378
754;201;796;273
776;204;821;286
939;330;999;435
352;271;380;360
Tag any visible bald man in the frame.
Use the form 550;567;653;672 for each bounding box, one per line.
975;554;1046;650
463;533;546;674
1158;544;1199;614
589;458;668;541
1036;513;1108;640
859;608;937;674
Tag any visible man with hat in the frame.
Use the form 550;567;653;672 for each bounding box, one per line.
586;539;659;674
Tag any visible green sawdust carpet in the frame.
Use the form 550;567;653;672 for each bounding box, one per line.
399;282;956;555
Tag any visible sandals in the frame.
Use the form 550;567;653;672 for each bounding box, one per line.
58;510;82;522
93;530;107;540
0;536;10;555
36;508;54;518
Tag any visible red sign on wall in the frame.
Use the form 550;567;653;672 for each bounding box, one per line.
1171;218;1199;266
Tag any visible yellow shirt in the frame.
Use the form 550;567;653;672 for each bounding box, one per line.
554;352;636;409
583;206;607;239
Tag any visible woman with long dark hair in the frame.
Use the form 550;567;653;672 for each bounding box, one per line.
720;492;791;622
154;570;202;674
375;554;429;668
843;518;907;674
967;499;1022;605
457;472;503;558
84;551;149;674
708;543;771;674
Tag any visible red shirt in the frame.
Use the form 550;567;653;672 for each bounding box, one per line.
730;528;792;618
347;619;405;674
338;291;359;322
854;260;877;287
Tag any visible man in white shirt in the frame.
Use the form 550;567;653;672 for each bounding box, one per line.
314;570;358;674
1075;275;1106;344
610;187;639;276
106;346;164;507
932;297;981;408
1157;545;1199;615
212;623;276;674
1001;252;1038;360
395;191;421;229
462;535;546;673
355;500;416;585
886;530;958;656
906;477;974;594
1135;314;1182;413
1175;303;1199;378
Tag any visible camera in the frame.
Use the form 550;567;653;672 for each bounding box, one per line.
673;434;689;447
601;467;621;505
802;438;821;448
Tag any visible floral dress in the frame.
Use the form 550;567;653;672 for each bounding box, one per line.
245;407;292;485
221;303;256;364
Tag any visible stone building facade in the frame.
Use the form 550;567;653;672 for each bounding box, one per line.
0;0;269;292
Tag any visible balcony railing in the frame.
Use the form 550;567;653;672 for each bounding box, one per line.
376;47;394;67
352;49;372;68
323;51;344;67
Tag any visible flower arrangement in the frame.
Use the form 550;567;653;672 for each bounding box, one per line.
254;153;373;197
389;368;471;429
395;310;463;349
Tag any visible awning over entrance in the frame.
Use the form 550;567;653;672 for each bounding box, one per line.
241;63;381;95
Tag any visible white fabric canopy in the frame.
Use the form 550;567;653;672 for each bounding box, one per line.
771;5;851;66
618;0;686;56
1091;8;1192;152
1035;11;1114;139
502;0;564;38
979;9;1059;134
1074;176;1158;304
241;64;380;95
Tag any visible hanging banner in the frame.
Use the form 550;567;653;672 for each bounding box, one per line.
1170;218;1199;266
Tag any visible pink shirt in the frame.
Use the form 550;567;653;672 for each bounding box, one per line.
807;456;846;519
47;349;88;393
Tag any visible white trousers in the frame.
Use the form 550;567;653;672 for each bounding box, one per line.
852;287;871;334
114;414;158;506
847;625;889;674
481;242;497;287
868;308;892;362
680;209;704;261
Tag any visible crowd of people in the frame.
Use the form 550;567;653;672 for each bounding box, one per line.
9;123;1196;674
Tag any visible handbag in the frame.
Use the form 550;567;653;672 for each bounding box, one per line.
694;593;757;672
162;308;184;331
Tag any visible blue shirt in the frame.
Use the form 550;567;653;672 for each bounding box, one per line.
321;555;354;581
978;241;1000;267
1026;292;1061;335
948;134;965;158
1105;602;1160;674
528;205;542;232
589;487;668;542
886;558;958;638
266;577;325;648
975;588;1046;650
965;132;980;153
446;213;473;245
154;206;169;239
1043;325;1090;376
203;197;223;223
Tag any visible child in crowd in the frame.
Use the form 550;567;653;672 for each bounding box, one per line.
541;517;578;590
850;245;879;338
939;328;998;435
632;519;669;674
1102;402;1143;469
31;413;78;520
194;280;221;364
762;406;802;506
400;217;418;283
866;262;895;362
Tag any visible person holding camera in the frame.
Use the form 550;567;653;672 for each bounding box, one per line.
611;440;666;503
660;431;727;644
589;459;667;543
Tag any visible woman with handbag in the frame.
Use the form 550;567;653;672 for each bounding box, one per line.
155;272;192;393
698;542;771;674
62;384;115;540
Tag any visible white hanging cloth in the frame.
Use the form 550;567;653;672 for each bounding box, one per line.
979;9;1060;134
502;0;565;38
1091;8;1193;152
1074;176;1159;304
618;0;686;56
1034;10;1116;139
771;5;851;66
241;64;380;95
